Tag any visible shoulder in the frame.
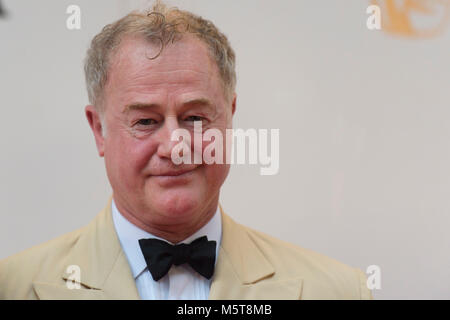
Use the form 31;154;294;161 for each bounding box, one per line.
0;226;85;299
236;221;372;299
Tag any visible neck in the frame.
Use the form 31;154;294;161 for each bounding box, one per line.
113;196;219;244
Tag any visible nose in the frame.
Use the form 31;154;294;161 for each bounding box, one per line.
156;116;189;161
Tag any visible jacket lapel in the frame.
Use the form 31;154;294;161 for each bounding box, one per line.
209;208;303;299
34;197;140;300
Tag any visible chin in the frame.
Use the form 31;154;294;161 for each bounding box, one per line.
149;187;203;220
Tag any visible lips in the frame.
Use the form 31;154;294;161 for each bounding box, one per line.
151;166;198;177
156;169;192;177
149;166;198;187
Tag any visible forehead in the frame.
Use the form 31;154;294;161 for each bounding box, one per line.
104;35;224;108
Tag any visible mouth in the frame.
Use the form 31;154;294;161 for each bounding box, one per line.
149;166;199;186
153;167;198;177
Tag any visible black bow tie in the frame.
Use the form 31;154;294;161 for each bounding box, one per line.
138;236;216;281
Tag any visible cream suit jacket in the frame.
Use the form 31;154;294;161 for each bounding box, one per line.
0;198;373;299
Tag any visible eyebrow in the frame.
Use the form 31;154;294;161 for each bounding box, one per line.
183;98;215;111
122;102;159;114
122;98;216;114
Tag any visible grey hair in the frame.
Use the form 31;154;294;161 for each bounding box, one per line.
84;1;236;116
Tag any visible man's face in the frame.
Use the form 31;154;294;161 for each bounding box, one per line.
86;35;235;233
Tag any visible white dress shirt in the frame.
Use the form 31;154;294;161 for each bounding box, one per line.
111;199;222;300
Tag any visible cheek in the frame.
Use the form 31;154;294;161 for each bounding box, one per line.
196;127;230;183
105;134;158;180
202;162;230;189
129;140;159;170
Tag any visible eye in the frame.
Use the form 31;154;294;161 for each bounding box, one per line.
184;115;204;122
136;119;157;126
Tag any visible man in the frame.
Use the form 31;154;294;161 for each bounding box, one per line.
0;3;373;300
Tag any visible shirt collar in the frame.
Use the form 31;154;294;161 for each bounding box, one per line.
111;198;222;279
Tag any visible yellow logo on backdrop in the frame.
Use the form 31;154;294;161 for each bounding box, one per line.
372;0;450;37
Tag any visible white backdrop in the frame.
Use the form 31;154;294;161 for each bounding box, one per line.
0;0;449;299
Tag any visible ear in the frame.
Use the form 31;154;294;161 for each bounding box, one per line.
231;93;237;116
85;105;105;157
